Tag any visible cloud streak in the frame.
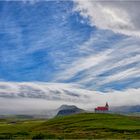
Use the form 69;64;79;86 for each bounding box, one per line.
74;0;140;36
53;33;140;91
0;82;140;114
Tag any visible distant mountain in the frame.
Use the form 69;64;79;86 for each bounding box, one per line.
56;105;84;116
111;105;140;113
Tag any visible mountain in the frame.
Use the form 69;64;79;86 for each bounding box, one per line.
56;104;84;116
111;105;140;113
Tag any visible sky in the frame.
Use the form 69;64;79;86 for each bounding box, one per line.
0;0;140;113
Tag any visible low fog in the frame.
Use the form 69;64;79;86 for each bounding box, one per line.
0;83;140;115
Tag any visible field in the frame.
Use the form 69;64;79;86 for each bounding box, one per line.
0;113;140;139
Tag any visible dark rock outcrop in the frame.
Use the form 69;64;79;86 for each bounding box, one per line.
56;105;84;116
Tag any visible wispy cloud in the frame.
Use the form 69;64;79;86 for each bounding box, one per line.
0;82;140;114
0;1;92;81
53;48;112;82
74;0;140;36
53;33;140;91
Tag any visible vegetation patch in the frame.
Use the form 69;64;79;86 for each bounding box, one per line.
0;113;139;139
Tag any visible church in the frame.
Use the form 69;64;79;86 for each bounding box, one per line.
94;102;109;113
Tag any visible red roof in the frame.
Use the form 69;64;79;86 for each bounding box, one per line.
95;106;108;111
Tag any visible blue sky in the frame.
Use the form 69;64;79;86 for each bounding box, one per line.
0;0;140;96
0;1;93;81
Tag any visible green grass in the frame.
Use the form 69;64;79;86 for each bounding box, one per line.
0;113;140;139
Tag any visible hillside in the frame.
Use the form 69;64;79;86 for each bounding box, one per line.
0;113;140;139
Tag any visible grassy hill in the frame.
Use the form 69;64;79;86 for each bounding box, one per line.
0;113;140;139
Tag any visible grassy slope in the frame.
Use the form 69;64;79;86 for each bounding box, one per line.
0;113;140;139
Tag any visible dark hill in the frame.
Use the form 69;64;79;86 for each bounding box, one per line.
56;105;84;116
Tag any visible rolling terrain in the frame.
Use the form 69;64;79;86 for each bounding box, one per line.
0;113;140;139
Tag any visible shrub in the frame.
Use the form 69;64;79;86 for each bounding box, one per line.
32;133;45;140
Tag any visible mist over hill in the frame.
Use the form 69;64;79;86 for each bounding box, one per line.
0;82;140;115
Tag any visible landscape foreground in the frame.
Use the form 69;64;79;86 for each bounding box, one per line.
0;113;140;139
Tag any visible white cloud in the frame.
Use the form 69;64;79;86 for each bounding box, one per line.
0;82;140;114
0;82;93;103
78;53;140;85
54;48;112;81
52;33;140;91
97;67;140;86
74;0;140;36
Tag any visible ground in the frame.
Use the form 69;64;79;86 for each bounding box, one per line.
0;113;140;139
